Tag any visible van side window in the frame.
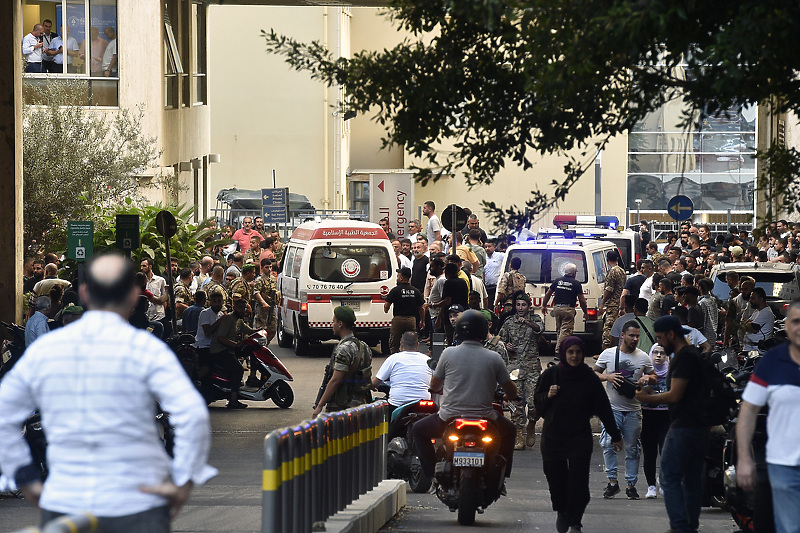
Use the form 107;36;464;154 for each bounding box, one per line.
506;250;545;283
283;246;297;279
292;247;304;278
593;251;609;283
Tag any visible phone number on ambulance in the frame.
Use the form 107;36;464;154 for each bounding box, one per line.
305;284;352;290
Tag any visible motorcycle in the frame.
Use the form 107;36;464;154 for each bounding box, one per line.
199;331;294;408
0;321;27;381
433;409;506;526
699;351;774;532
386;398;439;493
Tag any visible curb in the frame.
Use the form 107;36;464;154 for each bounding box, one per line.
322;479;407;533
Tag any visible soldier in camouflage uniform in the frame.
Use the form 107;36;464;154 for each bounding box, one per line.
312;306;373;417
600;250;627;350
228;263;256;315
498;291;543;450
253;259;278;343
204;265;230;312
173;268;194;320
482;311;509;365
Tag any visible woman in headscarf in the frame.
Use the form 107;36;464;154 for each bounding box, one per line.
534;336;623;533
640;343;670;499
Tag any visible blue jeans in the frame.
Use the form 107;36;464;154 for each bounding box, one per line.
600;409;642;486
659;426;710;532
767;463;800;533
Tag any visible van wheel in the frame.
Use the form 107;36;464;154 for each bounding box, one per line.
293;320;309;355
277;314;292;348
380;336;390;355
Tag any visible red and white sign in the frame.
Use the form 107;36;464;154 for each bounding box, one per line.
369;173;415;239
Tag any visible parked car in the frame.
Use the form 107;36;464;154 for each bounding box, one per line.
710;262;800;317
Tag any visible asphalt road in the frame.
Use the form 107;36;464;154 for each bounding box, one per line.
1;339;742;533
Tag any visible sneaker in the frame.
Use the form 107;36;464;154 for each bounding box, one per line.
626;485;640;500
646;485;657;499
245;376;262;388
226;400;248;409
603;482;620;499
556;512;568;533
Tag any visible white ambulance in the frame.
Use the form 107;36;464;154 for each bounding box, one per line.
276;220;398;355
498;238;619;347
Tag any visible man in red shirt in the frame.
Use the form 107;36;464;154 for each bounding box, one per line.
232;217;263;253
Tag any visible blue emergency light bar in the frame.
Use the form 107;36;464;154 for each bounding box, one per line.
553;215;619;229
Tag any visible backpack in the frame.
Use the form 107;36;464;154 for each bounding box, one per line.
697;353;738;426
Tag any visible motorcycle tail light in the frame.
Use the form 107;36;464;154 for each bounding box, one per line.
418;400;435;407
431;439;436;444
586;308;597;319
455;419;487;431
448;435;459;442
464;441;476;447
481;436;492;443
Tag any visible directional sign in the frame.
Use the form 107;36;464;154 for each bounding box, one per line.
262;187;288;206
441;204;468;232
262;205;288;224
667;195;694;221
116;214;140;251
67;221;94;262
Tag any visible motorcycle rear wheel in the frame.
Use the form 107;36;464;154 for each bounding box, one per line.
457;470;479;526
270;380;294;409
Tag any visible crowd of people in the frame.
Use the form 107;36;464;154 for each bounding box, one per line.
20;215;282;409
22;20;117;76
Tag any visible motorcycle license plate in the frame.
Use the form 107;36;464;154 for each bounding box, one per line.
453;451;484;467
341;299;361;312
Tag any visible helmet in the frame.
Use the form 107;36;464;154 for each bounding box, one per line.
455;309;489;341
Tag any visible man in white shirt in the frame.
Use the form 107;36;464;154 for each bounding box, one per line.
141;257;168;324
742;287;775;353
637;260;656;303
194;291;225;376
372;331;433;410
49;26;80;73
0;254;215;531
22;24;45;73
101;26;117;77
594;321;656;500
392;239;412;269
423;200;443;244
483;240;505;307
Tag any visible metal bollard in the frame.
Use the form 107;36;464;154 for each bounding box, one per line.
278;429;292;533
300;421;313;533
289;425;303;532
334;411;347;512
262;430;282;533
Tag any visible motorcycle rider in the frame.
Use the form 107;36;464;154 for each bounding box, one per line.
209;298;259;409
413;310;519;484
372;331;433;412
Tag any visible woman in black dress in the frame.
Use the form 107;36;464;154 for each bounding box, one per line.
534;336;623;533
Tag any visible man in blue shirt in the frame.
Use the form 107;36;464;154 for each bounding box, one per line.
26;296;51;347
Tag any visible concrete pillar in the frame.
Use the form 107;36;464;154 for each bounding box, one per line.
0;1;24;323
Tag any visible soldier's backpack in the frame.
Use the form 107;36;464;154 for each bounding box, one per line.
333;338;373;408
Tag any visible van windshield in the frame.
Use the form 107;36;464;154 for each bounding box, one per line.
506;249;587;283
309;246;392;283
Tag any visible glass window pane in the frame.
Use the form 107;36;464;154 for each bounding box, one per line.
90;0;118;76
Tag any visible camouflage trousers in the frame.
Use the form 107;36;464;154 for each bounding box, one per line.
509;359;541;430
601;305;619;350
254;308;278;344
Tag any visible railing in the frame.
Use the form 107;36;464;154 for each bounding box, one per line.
262;401;389;533
14;513;97;533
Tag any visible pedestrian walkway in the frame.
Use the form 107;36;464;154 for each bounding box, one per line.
380;436;738;533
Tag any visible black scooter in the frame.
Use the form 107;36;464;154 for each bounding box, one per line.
386;398;439;493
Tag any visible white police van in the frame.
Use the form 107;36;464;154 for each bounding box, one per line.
498;238;619;346
276;220;398;355
538;215;641;274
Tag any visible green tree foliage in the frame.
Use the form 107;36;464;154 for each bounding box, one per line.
90;203;222;274
23;80;160;253
264;0;800;229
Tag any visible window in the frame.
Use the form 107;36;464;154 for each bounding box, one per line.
349;181;369;218
505;249;588;284
21;0;119;106
291;247;304;279
550;252;587;283
164;0;207;108
282;246;297;278
627;99;757;214
309;246;391;283
592;251;609;284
